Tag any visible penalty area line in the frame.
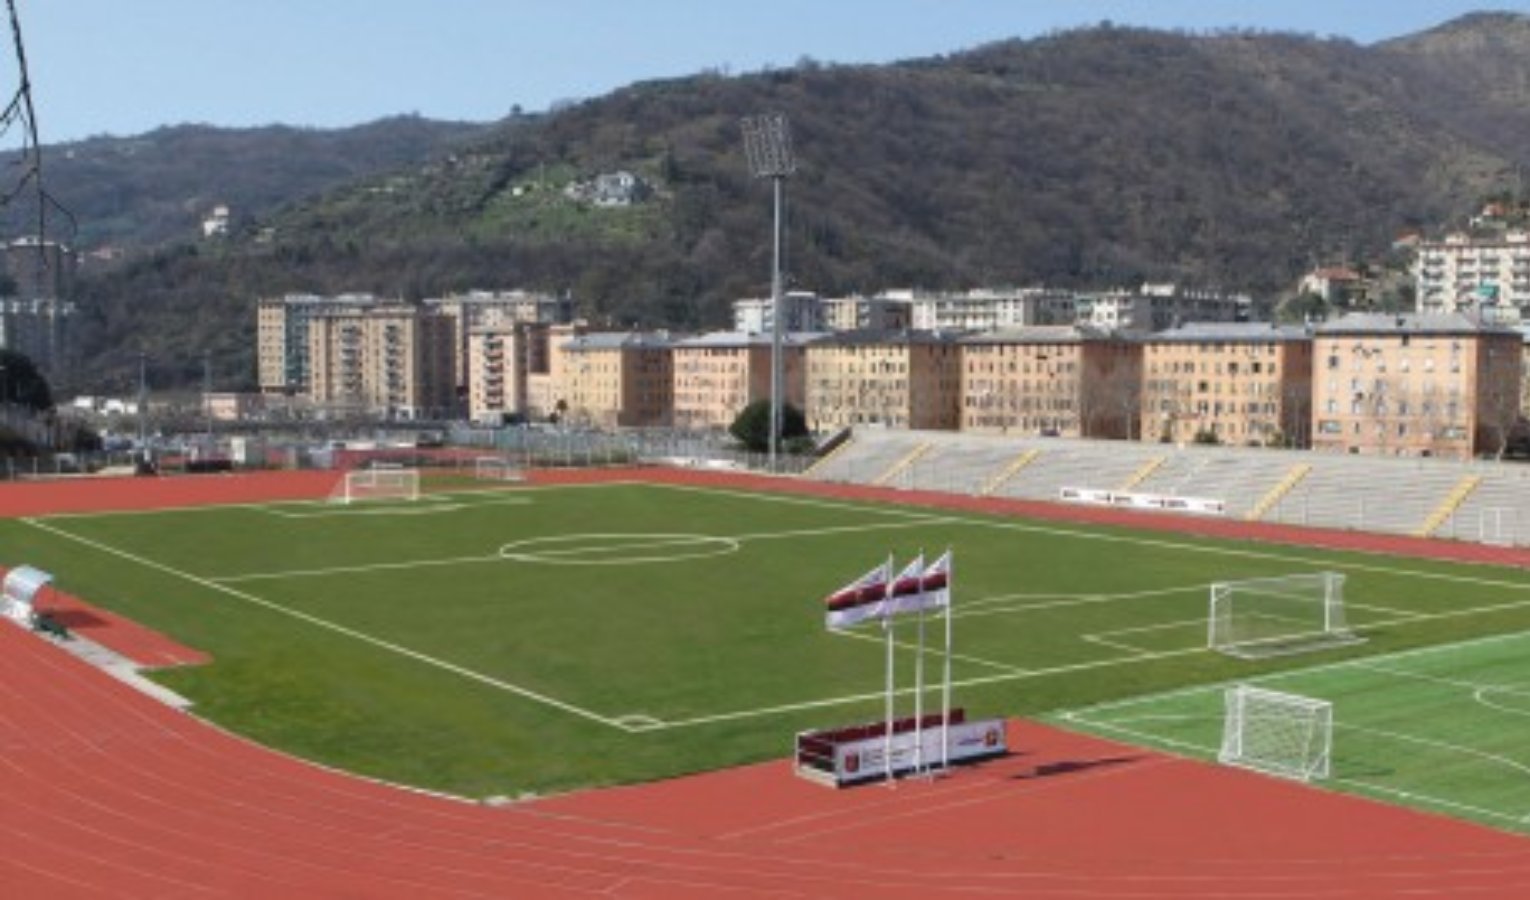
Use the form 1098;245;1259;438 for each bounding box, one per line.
20;518;634;732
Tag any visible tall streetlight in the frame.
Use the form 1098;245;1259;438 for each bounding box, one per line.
741;113;795;471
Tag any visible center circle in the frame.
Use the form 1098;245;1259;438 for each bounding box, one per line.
498;533;741;565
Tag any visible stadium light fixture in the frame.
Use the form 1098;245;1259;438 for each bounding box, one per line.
741;113;796;470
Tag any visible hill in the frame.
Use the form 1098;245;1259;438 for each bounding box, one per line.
9;116;489;252
59;14;1530;392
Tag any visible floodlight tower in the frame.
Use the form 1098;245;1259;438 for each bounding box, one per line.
741;113;796;471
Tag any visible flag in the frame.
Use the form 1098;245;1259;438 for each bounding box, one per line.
919;550;952;611
824;560;892;630
885;554;925;618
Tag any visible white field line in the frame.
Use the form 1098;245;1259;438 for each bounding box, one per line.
1081;617;1206;655
213;553;507;584
646;643;1212;731
828;626;1023;674
263;496;535;519
208;517;953;582
1065;628;1530;725
1055;710;1530;829
26;479;637;521
20;518;631;732
649;481;1530;594
32;481;1530;736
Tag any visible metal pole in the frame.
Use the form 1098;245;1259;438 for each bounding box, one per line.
769;175;784;472
137;352;147;450
203;350;213;441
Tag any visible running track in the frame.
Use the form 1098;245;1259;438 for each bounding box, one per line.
3;468;1530;898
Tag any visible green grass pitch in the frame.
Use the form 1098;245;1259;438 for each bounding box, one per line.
7;480;1530;827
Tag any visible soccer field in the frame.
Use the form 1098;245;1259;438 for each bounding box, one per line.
7;479;1530;812
1059;630;1530;834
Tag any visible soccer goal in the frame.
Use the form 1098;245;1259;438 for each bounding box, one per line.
330;466;421;504
1218;684;1332;782
1208;572;1361;659
473;456;524;482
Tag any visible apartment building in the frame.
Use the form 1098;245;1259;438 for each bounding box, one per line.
805;330;961;431
3;238;77;300
257;293;377;395
306;303;455;419
1312;313;1522;459
819;295;912;332
671;332;813;431
0;297;74;382
427;290;574;391
1075;284;1249;332
1415;231;1530;322
560;332;677;428
908;288;1076;331
732;291;824;334
959;326;1140;438
1140;323;1314;447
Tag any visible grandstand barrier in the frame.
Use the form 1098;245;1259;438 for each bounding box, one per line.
1060;486;1226;516
793;709;1006;787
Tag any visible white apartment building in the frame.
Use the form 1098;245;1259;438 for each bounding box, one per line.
732;291;824;334
907;288;1076;331
1414;231;1530;323
1076;284;1249;332
819;295;912;332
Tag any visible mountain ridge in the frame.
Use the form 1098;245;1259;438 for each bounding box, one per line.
46;12;1530;391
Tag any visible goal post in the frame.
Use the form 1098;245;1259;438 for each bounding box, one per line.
473;456;524;482
1218;684;1332;782
1208;572;1361;659
330;467;421;504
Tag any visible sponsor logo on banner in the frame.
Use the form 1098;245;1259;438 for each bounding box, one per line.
1059;486;1226;516
832;719;1006;782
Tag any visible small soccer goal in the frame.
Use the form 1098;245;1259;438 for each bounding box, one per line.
473;456;524;482
1208;572;1362;659
330;466;421;504
1218;684;1333;782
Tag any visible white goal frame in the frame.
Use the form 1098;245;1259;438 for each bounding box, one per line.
1208;572;1361;659
473;456;524;482
1218;684;1332;782
331;467;421;504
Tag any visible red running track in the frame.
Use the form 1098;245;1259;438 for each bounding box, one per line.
3;467;1530;897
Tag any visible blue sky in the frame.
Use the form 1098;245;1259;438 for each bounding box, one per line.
18;1;1525;143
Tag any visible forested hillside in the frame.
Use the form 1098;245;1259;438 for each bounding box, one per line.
54;14;1530;391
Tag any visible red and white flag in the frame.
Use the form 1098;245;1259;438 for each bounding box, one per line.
917;550;952;611
824;560;892;630
885;554;926;618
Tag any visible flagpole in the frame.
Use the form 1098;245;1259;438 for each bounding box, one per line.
884;554;895;786
914;551;927;775
942;548;954;771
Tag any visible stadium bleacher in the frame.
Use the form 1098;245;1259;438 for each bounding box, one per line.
803;429;1530;547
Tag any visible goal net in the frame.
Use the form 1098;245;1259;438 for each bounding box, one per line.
473;456;524;482
1208;572;1361;659
330;467;420;504
1218;684;1332;782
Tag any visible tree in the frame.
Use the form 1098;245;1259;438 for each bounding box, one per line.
0;349;53;411
729;399;808;452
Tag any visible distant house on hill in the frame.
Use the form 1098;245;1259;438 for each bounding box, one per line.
563;171;649;207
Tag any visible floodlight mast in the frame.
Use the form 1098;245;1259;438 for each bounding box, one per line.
741;114;796;471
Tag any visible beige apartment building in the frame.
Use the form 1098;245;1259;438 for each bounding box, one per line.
305;303;456;419
428;290;574;390
1141;323;1314;447
671;332;812;431
560;332;676;428
1312;313;1522;459
805;330;961;431
257;293;382;396
960;326;1141;438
